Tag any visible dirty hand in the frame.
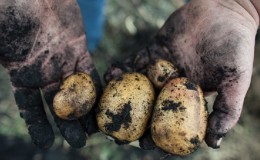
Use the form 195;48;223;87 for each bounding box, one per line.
0;0;102;148
105;0;259;149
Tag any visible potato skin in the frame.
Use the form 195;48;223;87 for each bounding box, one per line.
147;59;179;89
53;72;96;120
97;73;155;143
151;77;207;155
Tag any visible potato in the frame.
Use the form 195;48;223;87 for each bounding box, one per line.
53;72;96;120
151;77;207;155
147;59;179;89
97;73;155;143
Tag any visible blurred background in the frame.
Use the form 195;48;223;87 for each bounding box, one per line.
1;0;260;159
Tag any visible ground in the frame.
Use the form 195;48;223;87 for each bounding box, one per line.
1;0;260;159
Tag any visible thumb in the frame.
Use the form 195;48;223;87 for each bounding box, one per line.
75;51;102;95
75;51;102;134
205;72;251;148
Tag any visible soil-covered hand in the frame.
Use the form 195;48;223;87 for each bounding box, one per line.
105;0;259;149
0;0;102;149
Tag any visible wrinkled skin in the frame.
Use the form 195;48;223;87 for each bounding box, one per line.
0;0;102;148
105;0;259;149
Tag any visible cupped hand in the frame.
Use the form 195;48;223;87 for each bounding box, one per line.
0;0;102;148
105;0;259;149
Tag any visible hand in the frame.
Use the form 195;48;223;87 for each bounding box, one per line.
0;0;102;148
105;0;259;149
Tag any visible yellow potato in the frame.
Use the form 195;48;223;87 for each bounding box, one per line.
53;72;96;120
97;73;155;143
151;77;207;155
147;59;179;89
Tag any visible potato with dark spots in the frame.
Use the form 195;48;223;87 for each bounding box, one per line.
53;72;96;120
151;77;207;156
147;59;179;89
97;73;155;143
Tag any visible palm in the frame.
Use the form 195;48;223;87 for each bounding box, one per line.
106;0;259;149
1;0;101;148
158;0;258;147
160;0;255;90
152;0;258;148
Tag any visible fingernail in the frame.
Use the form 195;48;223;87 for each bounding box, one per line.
216;137;222;147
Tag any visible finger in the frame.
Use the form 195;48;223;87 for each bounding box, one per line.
103;48;151;83
13;87;54;149
103;65;125;83
79;108;99;135
103;39;177;83
76;52;102;96
205;73;251;148
103;47;152;83
43;83;87;148
75;52;102;134
139;130;156;150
